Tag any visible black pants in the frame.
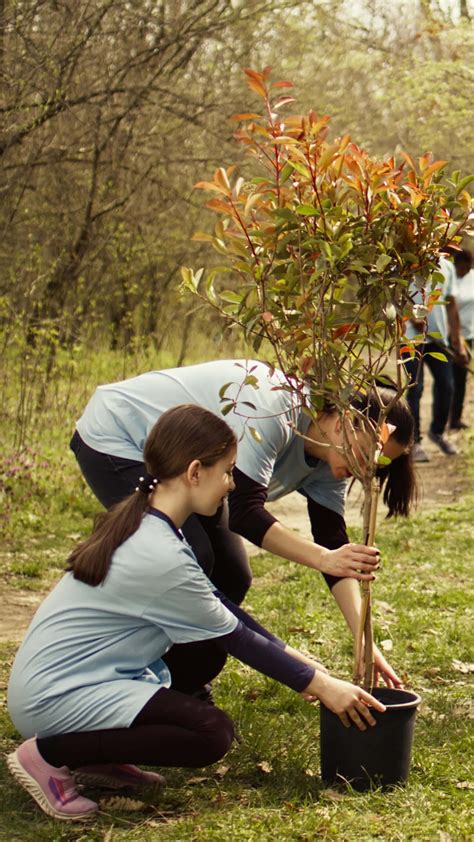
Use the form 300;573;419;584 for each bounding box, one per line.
70;431;251;604
38;639;234;770
402;344;454;441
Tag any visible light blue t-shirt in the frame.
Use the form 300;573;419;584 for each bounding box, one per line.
76;360;347;516
7;513;238;738
405;258;456;346
456;269;474;341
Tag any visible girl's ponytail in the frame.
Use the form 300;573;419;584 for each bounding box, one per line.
66;490;150;586
67;404;237;586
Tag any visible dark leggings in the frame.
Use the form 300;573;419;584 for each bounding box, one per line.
38;639;234;770
70;431;251;604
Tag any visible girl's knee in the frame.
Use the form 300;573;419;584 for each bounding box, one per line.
200;707;235;765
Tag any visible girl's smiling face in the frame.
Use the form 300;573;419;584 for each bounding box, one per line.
192;448;237;516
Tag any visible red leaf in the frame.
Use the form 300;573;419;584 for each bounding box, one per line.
231;112;262;121
273;80;293;89
246;77;267;98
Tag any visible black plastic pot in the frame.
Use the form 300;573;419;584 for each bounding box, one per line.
320;687;421;791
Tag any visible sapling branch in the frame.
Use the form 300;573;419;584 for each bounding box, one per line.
353;475;380;689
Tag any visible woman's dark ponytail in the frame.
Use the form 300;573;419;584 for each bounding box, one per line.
351;388;418;518
378;451;417;518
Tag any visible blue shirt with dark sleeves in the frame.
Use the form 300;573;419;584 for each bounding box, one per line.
76;359;348;517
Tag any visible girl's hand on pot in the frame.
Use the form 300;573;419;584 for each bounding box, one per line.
319;543;380;581
373;645;404;689
308;672;386;730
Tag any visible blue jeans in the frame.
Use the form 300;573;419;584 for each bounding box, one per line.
403;342;454;441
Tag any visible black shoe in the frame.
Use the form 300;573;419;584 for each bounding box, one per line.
427;430;458;456
450;420;469;430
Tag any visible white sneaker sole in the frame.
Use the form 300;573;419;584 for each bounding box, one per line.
7;751;97;822
74;770;165;789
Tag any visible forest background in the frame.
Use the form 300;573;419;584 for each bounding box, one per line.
1;0;474;452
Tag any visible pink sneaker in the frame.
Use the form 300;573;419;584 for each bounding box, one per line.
74;764;166;790
7;737;98;821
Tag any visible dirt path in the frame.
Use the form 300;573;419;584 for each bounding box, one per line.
1;371;471;642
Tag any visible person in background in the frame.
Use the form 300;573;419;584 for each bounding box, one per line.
404;252;468;462
449;249;473;430
7;405;385;822
70;359;417;692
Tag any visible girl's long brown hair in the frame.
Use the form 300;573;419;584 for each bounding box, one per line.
67;405;237;586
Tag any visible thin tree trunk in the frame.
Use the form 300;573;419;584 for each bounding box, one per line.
353;477;379;689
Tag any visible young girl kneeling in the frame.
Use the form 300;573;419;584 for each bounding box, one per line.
7;405;385;822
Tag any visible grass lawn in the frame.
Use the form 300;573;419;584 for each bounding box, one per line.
0;405;472;840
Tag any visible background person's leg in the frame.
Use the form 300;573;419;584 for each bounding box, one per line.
198;500;252;605
160;638;228;695
402;353;425;443
424;344;454;436
450;339;471;427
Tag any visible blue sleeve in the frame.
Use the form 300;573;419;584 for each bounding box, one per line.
215;621;315;692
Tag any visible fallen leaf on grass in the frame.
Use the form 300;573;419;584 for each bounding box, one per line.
100;796;146;812
304;768;317;777
186;776;210;785
256;761;273;774
452;659;474;674
320;788;345;801
215;764;230;778
379;639;393;652
453;704;474;719
424;667;441;677
244;689;260;701
456;781;474;790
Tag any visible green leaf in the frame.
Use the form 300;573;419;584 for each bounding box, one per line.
220;290;244;303
221;403;234;416
248;426;262;443
288;160;312;179
219;382;233;399
280;163;293;183
426;351;448;362
243;374;260;388
455;174;474;196
274;208;297;220
295;204;318;216
376;254;391;273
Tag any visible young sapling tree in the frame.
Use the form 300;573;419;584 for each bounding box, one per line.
182;67;474;689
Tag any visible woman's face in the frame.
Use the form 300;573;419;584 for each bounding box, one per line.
324;418;406;480
192;448;237;516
